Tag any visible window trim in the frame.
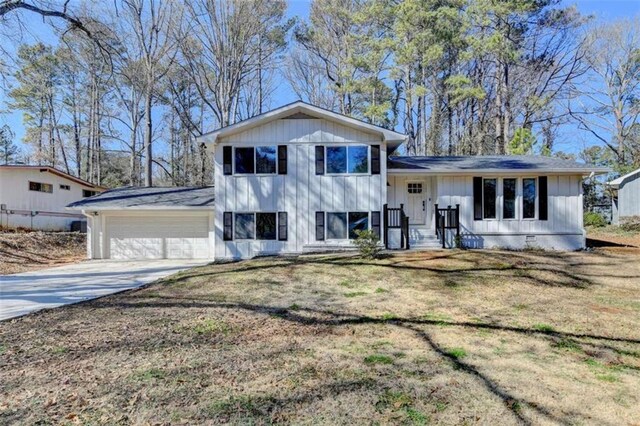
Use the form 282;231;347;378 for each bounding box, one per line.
324;211;370;241
522;177;538;221
232;145;279;176
482;177;498;220
324;145;370;175
232;211;283;241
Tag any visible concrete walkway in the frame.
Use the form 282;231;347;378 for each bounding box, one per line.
0;259;209;321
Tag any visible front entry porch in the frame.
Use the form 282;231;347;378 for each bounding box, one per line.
385;175;460;249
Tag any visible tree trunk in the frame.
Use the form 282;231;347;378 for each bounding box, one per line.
144;86;153;187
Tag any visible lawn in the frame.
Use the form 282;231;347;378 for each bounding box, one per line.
1;248;640;424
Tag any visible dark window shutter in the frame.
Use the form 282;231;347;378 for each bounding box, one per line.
223;212;233;241
473;177;483;220
278;145;287;175
278;212;288;241
223;146;233;175
539;176;548;221
371;145;380;175
371;211;381;239
315;146;325;175
315;211;325;241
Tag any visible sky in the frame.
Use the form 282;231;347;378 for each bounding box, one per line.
1;0;639;157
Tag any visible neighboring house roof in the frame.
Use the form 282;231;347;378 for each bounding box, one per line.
0;165;106;189
388;155;610;175
67;186;215;211
197;100;407;149
606;167;640;189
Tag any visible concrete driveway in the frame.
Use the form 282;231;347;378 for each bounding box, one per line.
0;259;209;321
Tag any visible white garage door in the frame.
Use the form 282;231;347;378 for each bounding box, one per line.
107;215;211;259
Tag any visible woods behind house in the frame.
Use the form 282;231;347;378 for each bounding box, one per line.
1;0;639;188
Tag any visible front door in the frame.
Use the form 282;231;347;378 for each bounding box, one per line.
407;181;426;225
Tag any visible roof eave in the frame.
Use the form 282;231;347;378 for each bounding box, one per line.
388;167;611;175
67;205;214;211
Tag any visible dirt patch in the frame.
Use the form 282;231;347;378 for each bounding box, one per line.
1;250;639;425
587;225;640;248
0;230;86;274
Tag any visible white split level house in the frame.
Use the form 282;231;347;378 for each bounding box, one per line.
67;101;609;260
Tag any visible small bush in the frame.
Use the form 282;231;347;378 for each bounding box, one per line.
620;215;640;232
352;229;382;259
584;211;607;227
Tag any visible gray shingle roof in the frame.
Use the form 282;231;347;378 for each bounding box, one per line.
67;186;215;210
388;155;609;173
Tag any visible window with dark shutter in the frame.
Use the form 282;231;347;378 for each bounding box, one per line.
278;145;287;175
278;212;288;241
315;146;324;175
539;176;548;221
315;211;325;240
371;211;381;239
223;212;233;241
371;145;380;175
473;177;482;220
223;146;232;175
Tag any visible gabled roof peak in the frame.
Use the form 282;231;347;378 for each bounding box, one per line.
197;101;406;147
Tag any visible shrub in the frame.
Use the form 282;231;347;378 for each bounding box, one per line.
620;216;640;232
352;229;382;259
584;211;607;227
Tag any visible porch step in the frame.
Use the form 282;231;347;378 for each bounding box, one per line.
408;227;442;248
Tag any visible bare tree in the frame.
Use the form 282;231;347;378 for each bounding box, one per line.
118;0;181;187
569;17;640;166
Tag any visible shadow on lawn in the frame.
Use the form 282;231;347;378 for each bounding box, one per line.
91;294;640;426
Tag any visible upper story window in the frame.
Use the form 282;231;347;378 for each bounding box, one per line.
326;145;369;174
60;184;71;191
231;146;279;175
522;178;537;219
29;181;53;193
83;190;99;198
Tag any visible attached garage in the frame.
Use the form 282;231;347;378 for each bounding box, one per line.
106;215;211;259
67;187;215;260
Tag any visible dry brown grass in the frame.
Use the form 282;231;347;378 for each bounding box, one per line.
0;230;86;274
1;248;640;425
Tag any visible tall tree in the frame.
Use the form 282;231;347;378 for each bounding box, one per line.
0;124;19;164
119;0;181;187
569;17;640;168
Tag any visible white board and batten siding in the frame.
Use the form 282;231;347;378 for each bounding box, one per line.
214;118;387;259
440;174;584;249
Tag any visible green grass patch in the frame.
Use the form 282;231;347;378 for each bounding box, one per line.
364;354;394;365
596;373;620;383
288;303;301;311
381;312;399;321
191;318;233;336
375;287;389;293
51;346;68;354
134;368;166;381
405;407;429;425
339;280;356;288
552;338;582;352
445;348;467;359
533;323;555;332
344;291;367;298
